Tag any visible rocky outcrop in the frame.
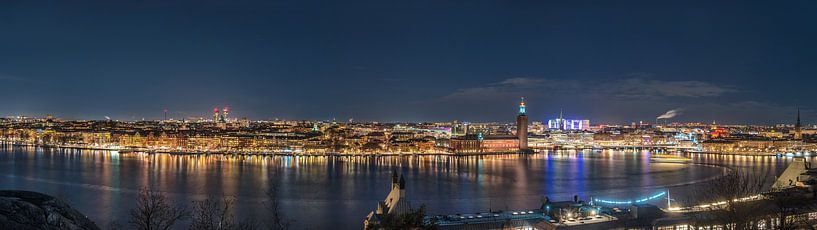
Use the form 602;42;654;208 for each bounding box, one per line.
0;190;99;230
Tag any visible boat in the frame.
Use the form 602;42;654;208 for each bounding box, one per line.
650;154;692;163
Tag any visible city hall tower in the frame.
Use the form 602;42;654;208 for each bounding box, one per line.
517;97;529;150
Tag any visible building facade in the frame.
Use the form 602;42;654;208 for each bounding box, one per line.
548;119;590;131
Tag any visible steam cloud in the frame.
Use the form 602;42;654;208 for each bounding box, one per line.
657;109;683;120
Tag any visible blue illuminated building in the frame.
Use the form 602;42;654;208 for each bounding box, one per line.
548;118;590;131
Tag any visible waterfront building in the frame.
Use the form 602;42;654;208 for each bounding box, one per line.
517;98;529;150
547;110;590;131
700;139;815;154
548;119;586;131
448;99;529;154
450;134;519;153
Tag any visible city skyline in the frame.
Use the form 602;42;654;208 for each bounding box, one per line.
5;1;817;230
2;1;816;123
1;102;809;126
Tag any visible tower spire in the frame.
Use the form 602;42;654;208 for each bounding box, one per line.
796;107;801;129
559;108;563;120
559;109;564;130
518;97;526;115
795;107;803;140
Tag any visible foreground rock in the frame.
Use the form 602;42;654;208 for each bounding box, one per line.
0;190;99;230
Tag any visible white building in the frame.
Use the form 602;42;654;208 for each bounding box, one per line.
548;119;590;131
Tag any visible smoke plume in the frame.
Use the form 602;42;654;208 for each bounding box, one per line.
657;109;683;120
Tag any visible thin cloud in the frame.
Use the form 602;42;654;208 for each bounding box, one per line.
443;77;563;100
443;77;736;101
612;79;736;99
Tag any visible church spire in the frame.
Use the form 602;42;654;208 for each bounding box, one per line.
794;107;803;140
559;108;563;120
558;109;564;130
796;107;802;129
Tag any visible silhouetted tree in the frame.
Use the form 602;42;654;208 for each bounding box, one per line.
367;205;438;230
129;189;189;230
689;168;768;230
768;188;817;230
264;186;291;230
191;196;238;230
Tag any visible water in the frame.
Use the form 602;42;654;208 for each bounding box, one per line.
0;144;799;229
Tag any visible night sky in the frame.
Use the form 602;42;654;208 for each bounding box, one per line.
1;1;815;124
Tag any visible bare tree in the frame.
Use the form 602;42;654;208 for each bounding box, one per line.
689;168;769;230
190;195;264;230
366;204;438;230
191;196;238;230
768;188;817;230
264;186;291;230
129;188;189;230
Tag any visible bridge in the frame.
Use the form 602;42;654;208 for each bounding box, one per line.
533;144;700;152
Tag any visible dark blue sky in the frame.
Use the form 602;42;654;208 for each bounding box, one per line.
1;0;815;124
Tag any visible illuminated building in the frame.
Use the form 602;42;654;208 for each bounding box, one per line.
709;122;728;139
516;97;528;150
701;139;802;154
452;99;528;153
761;130;784;139
482;136;520;152
450;120;468;136
547;109;590;131
8;110;817;156
450;134;519;153
548;118;590;130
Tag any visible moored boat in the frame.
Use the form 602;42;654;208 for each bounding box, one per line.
650;154;692;163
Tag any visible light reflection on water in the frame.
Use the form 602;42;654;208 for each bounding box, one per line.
0;144;802;229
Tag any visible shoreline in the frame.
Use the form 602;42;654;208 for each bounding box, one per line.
0;141;514;157
1;140;801;157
